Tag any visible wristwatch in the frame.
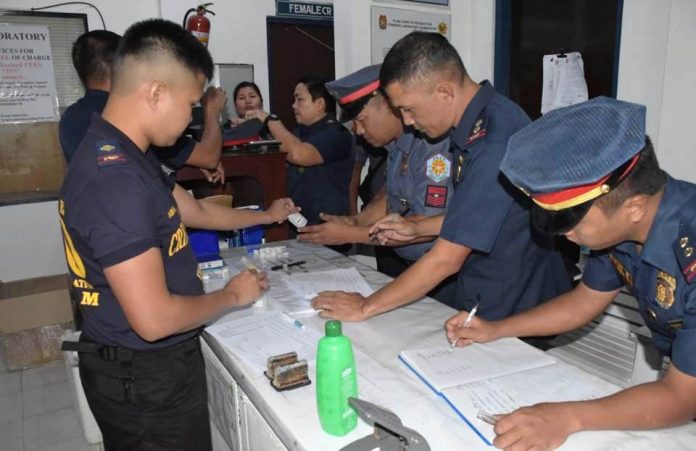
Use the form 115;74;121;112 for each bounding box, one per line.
264;113;280;127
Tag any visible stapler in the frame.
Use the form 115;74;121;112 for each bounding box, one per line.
340;398;430;451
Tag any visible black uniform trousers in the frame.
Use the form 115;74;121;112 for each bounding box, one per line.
78;335;211;451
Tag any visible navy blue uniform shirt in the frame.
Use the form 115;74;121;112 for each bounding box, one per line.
59;89;195;169
59;89;109;163
59;115;202;350
583;177;696;377
440;81;571;319
355;138;388;204
287;114;353;225
386;130;453;261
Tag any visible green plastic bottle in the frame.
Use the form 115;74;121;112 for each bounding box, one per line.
316;320;359;436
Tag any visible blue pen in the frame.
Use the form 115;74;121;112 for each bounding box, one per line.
281;312;305;330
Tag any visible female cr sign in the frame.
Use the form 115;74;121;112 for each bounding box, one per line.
0;24;59;123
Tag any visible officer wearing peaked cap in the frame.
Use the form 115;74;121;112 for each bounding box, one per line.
300;64;457;305
447;96;696;449
311;32;571;323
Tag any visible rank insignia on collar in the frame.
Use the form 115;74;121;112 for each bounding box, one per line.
674;223;696;283
464;113;487;146
609;253;633;288
426;154;451;183
655;270;676;309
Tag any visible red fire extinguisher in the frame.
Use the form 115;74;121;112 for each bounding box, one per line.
183;3;215;47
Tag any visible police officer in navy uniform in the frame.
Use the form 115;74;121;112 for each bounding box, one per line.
446;96;696;449
298;64;457;305
244;77;354;228
312;33;570;321
59;30;227;184
59;20;296;450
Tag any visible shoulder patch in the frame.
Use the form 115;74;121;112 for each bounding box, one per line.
95;139;127;167
426;154;451;182
674;222;696;283
424;185;448;208
464;111;487;146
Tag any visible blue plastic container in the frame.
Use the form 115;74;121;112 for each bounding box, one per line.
239;206;265;246
241;224;264;246
188;229;220;260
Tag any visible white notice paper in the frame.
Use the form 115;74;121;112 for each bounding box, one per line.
541;51;588;115
443;361;621;443
286;267;374;300
0;24;60;123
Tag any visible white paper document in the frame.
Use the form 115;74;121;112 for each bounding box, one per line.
205;311;323;373
400;338;556;391
541;51;588;114
286;267;374;299
443;361;621;444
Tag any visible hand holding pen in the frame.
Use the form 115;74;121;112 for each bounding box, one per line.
449;302;479;349
444;295;501;348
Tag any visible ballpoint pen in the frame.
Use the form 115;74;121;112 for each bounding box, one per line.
450;301;480;348
476;411;500;425
271;260;306;271
281;311;305;330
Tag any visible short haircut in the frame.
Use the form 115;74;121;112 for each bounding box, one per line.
298;75;336;114
112;19;213;88
380;32;467;89
233;81;263;103
72;30;120;85
595;138;667;214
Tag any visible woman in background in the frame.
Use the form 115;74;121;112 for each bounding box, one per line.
229;81;263;126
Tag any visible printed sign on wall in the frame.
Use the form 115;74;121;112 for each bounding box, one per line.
0;24;59;123
371;6;451;64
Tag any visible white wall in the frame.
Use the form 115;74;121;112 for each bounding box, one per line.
159;0;277;108
0;0;160;34
333;0;495;81
617;0;696;182
649;0;696;183
0;201;67;281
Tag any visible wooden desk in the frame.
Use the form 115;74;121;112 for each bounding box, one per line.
177;151;288;242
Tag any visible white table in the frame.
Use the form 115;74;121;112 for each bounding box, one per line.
202;241;696;451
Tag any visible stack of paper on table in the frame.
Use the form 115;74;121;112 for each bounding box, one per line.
399;338;620;445
206;311;323;373
279;267;374;315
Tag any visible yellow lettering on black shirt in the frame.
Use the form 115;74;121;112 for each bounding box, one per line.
80;291;100;306
168;223;189;257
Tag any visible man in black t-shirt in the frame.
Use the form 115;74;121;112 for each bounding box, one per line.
59;20;296;450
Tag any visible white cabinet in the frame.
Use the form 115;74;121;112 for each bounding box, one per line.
202;339;287;451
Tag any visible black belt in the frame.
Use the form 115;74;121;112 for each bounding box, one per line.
61;334;199;362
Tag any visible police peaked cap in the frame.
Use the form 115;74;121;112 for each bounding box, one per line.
500;96;647;234
325;64;382;122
